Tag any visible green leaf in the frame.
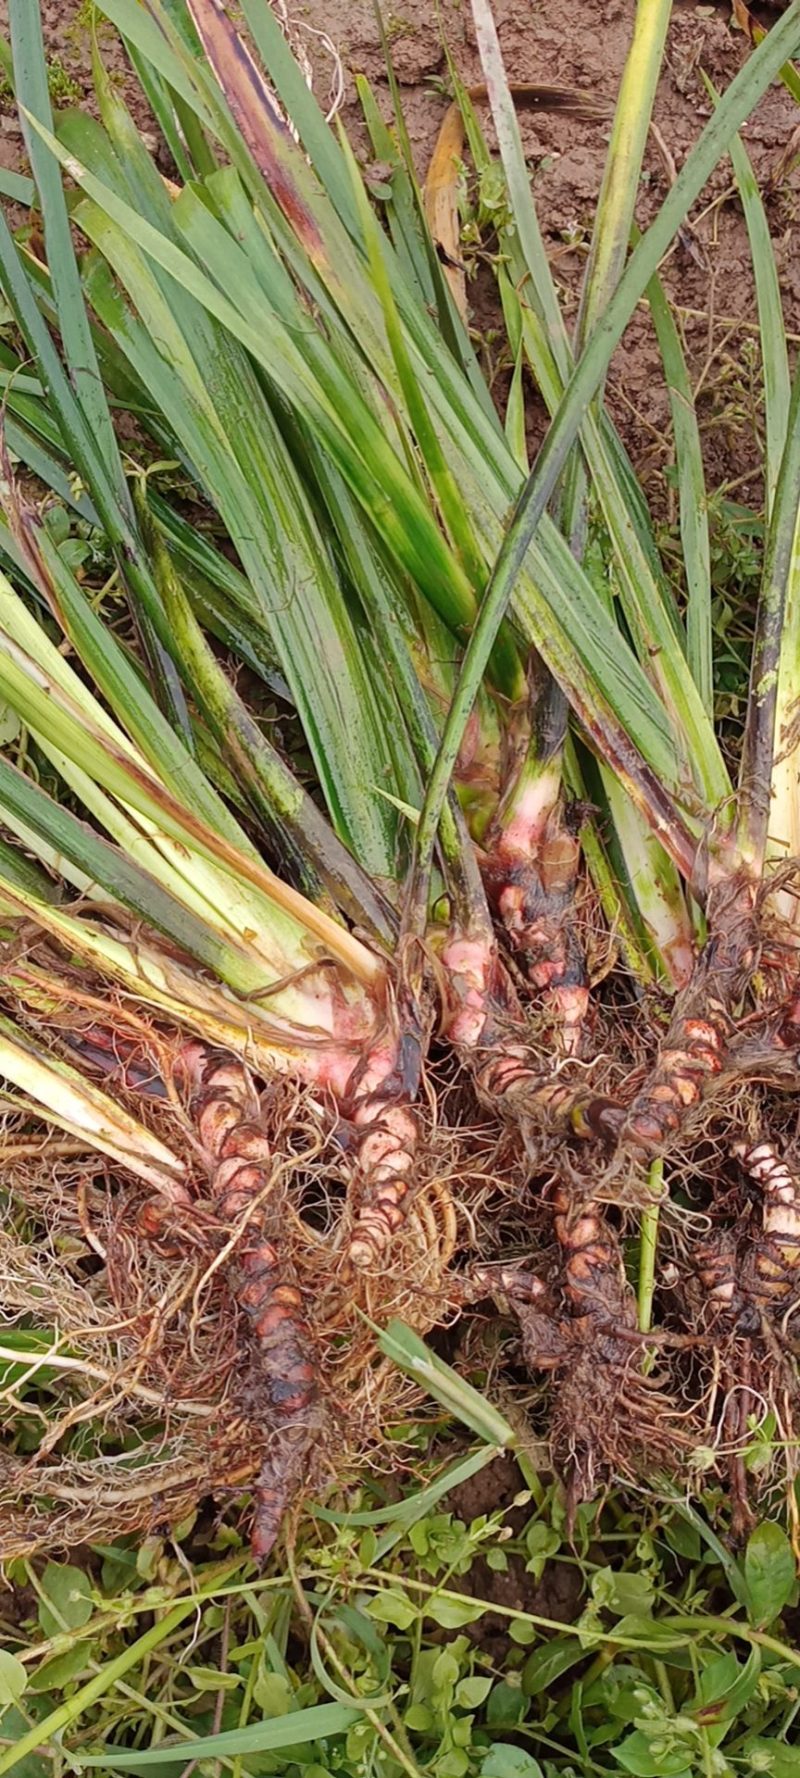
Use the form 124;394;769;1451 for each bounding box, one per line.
522;1636;585;1697
646;266;711;715
486;1681;526;1727
252;1671;294;1716
0;168;34;205
378;1320;515;1447
413;0;800;883
187;1666;241;1693
27;1645;92;1695
0;1328;60;1392
743;1740;800;1777
524;1520;560;1580
744;1520;796;1627
663;1517;701;1562
9;0;122;491
37;1564;93;1639
455;1677;493;1709
0;1652;26;1709
365;1591;417;1630
76;1700;365;1767
482;1746;543;1778
594;1568;654;1620
704;78;791;517
424;1596;485;1630
404;1703;434;1732
691;1645;762;1747
313;1444;499;1530
611;1732;692;1777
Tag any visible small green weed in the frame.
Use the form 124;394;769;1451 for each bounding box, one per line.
45;58;80;108
1;1335;798;1778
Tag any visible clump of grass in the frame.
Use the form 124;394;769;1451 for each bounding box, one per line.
45;57;80;108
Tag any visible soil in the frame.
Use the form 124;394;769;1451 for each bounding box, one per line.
445;1453;583;1657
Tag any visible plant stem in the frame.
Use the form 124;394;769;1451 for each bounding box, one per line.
409;3;800;909
738;358;800;870
638;1157;663;1338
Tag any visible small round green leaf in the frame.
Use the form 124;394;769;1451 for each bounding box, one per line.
425;1596;484;1629
744;1520;796;1628
482;1745;543;1778
0;1650;26;1708
37;1564;93;1638
366;1589;417;1630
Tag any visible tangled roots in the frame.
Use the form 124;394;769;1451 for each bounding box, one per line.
4;864;800;1556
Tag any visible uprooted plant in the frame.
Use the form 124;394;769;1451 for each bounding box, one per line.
0;0;799;1559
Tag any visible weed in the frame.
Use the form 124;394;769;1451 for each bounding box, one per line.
1;1410;799;1777
45;58;80;108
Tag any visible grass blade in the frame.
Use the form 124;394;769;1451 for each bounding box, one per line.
77;1701;365;1768
8;0;121;494
728;119;790;513
647;265;713;714
413;0;800;891
378;1320;515;1447
739;361;800;867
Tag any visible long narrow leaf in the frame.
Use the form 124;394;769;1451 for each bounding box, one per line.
9;0;121;491
413;1;800;889
647;267;713;715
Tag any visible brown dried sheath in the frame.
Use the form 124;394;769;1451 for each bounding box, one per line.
183;1044;318;1559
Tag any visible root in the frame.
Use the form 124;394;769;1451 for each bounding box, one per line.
344;987;426;1270
735;1137;800;1316
181;1044;321;1561
5;886;800;1549
440;928;581;1119
473;1184;692;1507
482;826;589;1055
614;876;758;1155
691;1228;749;1327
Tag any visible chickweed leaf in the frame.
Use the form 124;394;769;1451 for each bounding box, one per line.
37;1564;93;1639
744;1520;797;1627
482;1746;543;1778
0;1653;26;1709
